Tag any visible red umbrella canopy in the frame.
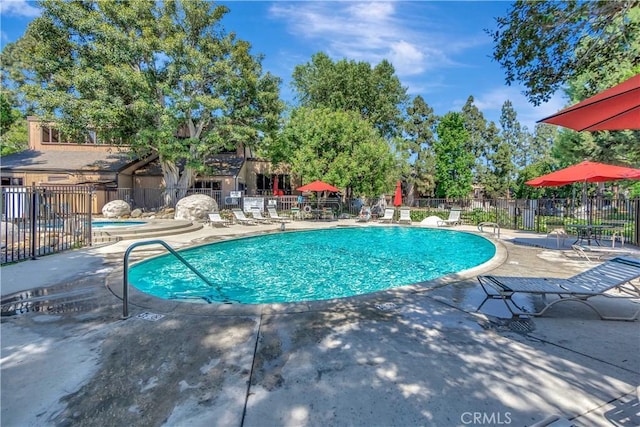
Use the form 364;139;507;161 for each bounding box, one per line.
393;181;402;207
538;74;640;132
526;161;640;187
296;180;339;193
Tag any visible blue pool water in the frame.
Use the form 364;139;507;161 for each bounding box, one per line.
129;227;495;304
92;221;146;228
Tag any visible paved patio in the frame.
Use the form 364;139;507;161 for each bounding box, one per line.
1;220;639;426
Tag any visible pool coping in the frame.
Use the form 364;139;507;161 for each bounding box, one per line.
106;227;508;318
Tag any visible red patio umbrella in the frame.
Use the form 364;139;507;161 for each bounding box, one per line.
525;160;640;187
296;180;339;193
393;181;402;207
296;180;340;210
272;175;282;196
538;74;640;132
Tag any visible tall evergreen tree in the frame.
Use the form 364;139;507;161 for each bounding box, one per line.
482;122;513;199
400;95;438;202
434;112;474;199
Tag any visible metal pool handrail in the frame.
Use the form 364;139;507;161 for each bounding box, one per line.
122;239;215;319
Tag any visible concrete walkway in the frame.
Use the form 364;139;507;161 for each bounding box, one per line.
1;220;639;426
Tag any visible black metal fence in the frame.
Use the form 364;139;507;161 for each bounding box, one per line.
3;183;638;264
1;185;93;264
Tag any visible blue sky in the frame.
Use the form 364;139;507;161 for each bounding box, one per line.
0;0;566;130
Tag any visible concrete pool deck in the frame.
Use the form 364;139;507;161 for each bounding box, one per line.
1;220;639;426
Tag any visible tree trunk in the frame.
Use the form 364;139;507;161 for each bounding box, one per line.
161;159;196;208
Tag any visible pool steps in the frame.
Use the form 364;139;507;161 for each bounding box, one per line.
92;220;203;244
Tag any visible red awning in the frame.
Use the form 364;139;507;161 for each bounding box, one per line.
538;74;640;132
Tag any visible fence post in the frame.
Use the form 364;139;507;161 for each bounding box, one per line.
635;198;640;246
30;182;37;260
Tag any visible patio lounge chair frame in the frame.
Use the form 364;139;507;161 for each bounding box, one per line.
250;207;272;224
398;208;411;224
267;207;291;223
208;212;230;227
571;244;636;263
232;208;257;225
378;208;395;223
437;209;462;227
477;257;640;321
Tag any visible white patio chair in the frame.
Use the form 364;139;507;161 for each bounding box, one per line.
437;209;462;227
378;208;395;223
208;212;230;227
398;208;411;224
267;207;291;223
477;257;640;321
232;208;257;225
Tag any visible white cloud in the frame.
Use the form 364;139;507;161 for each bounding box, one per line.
473;86;568;130
268;1;463;76
0;0;40;18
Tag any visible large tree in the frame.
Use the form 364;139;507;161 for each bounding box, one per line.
0;93;28;156
1;0;282;205
274;107;396;198
490;0;640;105
291;52;408;139
433;112;474;199
398;95;438;202
480;122;513;199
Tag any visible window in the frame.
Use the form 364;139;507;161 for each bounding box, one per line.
194;180;221;190
1;177;24;186
41;126;63;143
256;174;291;195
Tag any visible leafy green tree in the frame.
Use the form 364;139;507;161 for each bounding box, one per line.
1;0;282;206
0;93;28;155
513;161;555;199
499;100;528;170
481;122;513;199
291;52;408;138
433;112;473;199
490;0;640;105
275;107;396;198
398;95;438;202
461;96;489;160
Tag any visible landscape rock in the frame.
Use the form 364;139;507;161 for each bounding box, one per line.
102;200;131;218
174;194;218;221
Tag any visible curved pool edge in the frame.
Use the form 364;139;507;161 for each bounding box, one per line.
106;229;507;318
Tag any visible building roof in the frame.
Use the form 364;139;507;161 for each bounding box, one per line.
202;155;245;177
0;149;137;173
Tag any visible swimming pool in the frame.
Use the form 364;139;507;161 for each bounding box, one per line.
92;220;147;228
129;227;495;304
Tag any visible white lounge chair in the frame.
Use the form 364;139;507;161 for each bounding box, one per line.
398;208;411;224
571;244;637;263
477;256;640;321
250;208;272;224
267;207;291;223
437;209;462;227
208;212;230;227
378;208;395;223
232;208;257;225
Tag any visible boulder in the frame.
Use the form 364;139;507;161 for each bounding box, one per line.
130;208;143;218
420;215;443;227
102;200;131;218
174;194;218;221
